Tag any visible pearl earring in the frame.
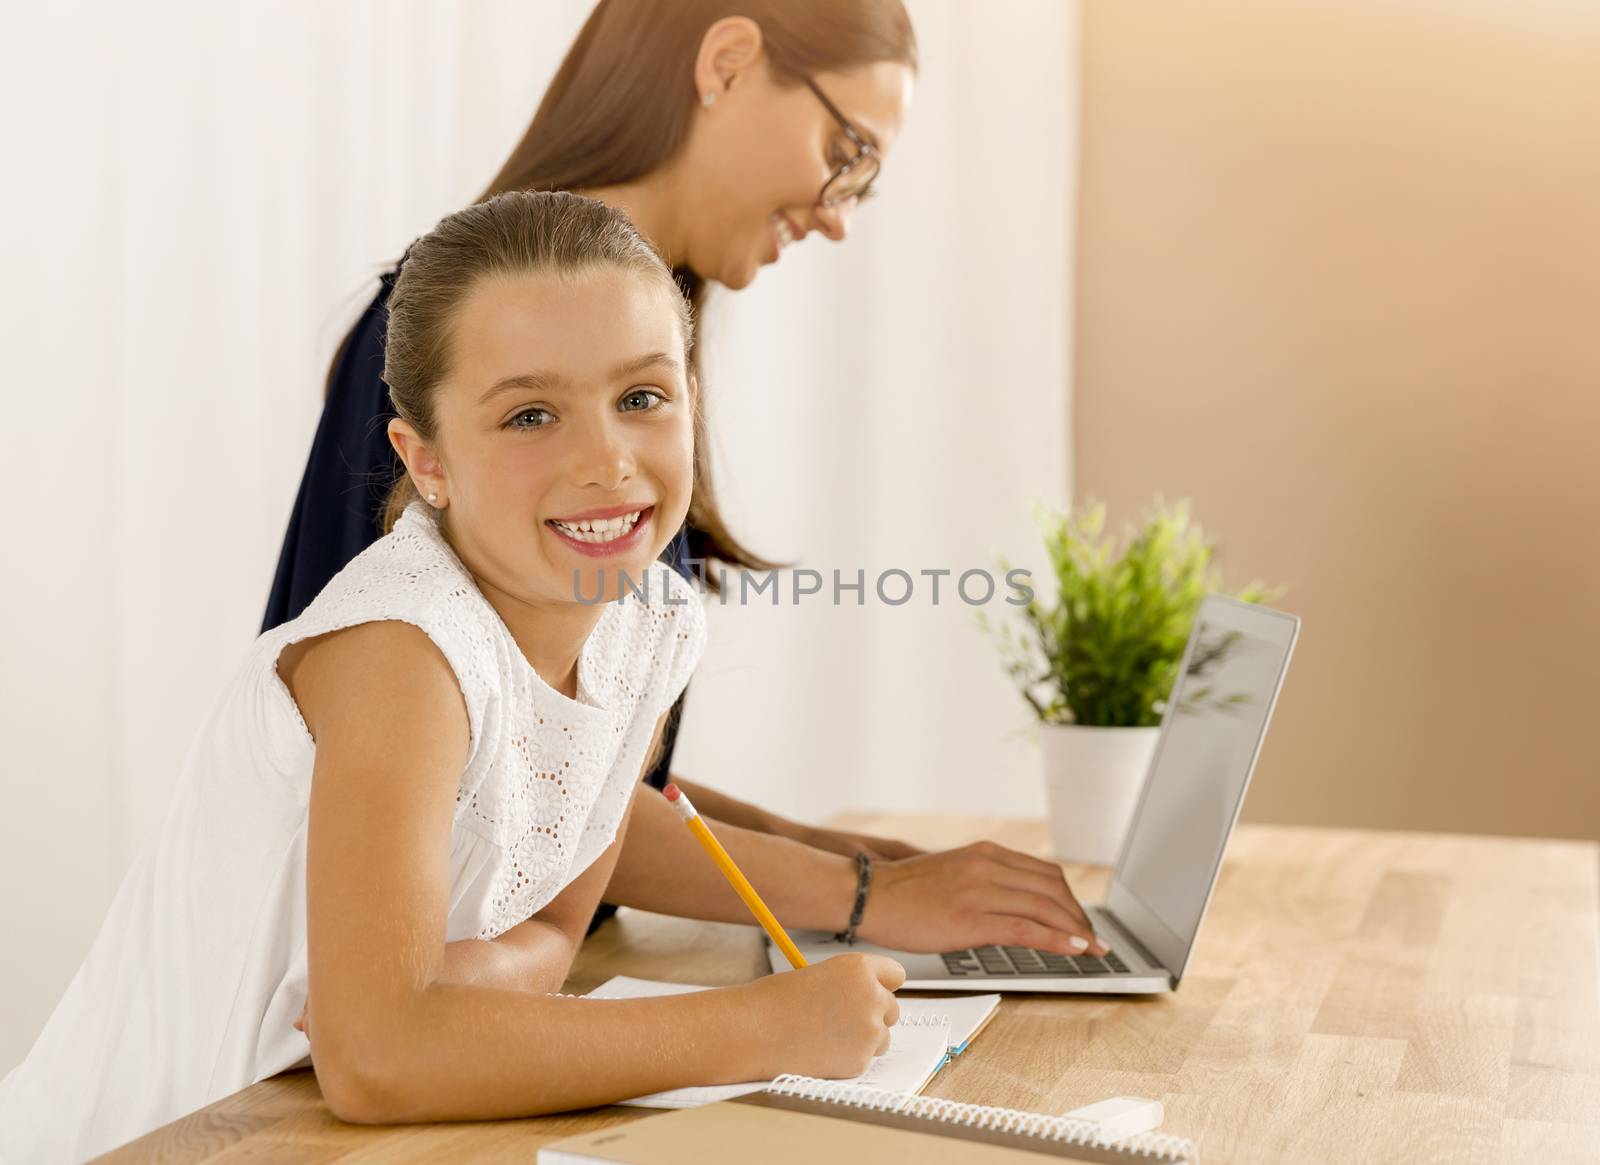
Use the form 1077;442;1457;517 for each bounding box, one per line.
701;91;717;109
427;492;438;504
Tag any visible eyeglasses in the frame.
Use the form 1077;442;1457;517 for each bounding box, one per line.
802;77;881;210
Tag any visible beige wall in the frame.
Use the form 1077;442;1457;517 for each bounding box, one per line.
1075;0;1600;840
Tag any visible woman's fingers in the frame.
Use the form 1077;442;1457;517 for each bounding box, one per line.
976;888;1104;955
957;843;1098;935
982;861;1097;936
866;846;1110;955
980;912;1108;959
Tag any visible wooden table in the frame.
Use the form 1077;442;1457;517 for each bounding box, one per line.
98;816;1600;1164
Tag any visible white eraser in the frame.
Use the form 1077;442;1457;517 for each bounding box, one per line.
1063;1095;1164;1142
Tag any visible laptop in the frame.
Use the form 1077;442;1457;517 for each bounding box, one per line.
769;593;1300;993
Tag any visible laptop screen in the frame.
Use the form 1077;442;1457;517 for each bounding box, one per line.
1111;597;1298;966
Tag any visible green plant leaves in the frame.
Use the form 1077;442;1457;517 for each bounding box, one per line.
983;498;1285;728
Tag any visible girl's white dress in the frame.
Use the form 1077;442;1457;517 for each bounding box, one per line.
0;502;705;1164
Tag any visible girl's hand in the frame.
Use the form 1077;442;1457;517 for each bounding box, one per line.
739;953;905;1081
859;842;1110;957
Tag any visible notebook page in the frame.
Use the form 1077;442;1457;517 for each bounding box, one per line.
590;978;999;1054
585;977;953;1109
895;994;1001;1053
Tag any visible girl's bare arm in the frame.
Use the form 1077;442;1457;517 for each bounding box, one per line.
292;620;901;1124
422;708;676;997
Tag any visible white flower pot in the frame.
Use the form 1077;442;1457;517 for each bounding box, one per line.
1039;723;1160;865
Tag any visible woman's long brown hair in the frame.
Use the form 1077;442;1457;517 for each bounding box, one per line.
351;0;917;573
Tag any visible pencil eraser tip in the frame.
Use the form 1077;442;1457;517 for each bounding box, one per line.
662;783;681;802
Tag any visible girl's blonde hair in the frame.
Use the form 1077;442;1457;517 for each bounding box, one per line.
380;190;694;534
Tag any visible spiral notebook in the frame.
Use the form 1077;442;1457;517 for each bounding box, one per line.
585;976;969;1108
539;1076;1199;1164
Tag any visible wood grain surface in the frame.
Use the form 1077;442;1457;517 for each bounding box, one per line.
94;817;1600;1164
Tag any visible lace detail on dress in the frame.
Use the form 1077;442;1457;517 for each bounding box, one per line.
266;501;706;941
466;562;704;937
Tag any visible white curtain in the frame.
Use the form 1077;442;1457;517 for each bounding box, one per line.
0;0;1077;1072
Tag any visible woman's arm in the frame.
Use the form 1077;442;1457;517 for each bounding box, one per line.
668;775;924;860
291;620;902;1124
605;786;861;932
610;782;1108;957
662;777;786;834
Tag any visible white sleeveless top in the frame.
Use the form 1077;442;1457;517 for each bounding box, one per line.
0;502;705;1164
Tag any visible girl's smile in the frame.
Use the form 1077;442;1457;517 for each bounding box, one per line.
546;504;656;558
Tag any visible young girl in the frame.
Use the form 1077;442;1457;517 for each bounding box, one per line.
265;0;1106;965
0;191;903;1164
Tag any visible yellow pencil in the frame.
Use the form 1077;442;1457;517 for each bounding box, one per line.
661;783;808;969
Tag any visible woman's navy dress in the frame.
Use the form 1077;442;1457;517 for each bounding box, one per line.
263;269;690;929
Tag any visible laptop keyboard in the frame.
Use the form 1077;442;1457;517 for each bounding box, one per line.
940;944;1132;977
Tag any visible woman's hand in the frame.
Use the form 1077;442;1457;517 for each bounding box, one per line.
858;842;1109;957
737;953;905;1081
800;825;926;861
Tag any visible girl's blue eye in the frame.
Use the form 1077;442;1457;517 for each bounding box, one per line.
509;407;555;430
620;388;664;412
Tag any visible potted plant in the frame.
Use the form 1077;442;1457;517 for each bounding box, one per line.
982;498;1282;864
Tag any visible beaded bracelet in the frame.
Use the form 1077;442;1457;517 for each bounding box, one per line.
833;852;873;945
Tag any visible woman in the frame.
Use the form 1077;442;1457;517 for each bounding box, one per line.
266;0;1107;958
